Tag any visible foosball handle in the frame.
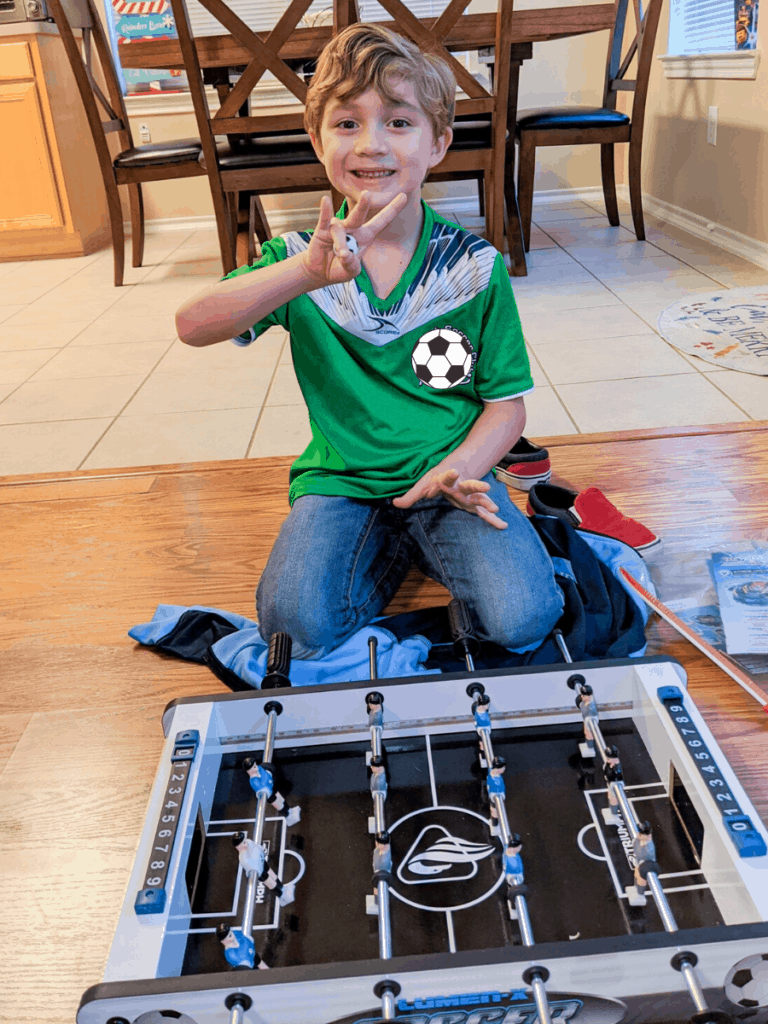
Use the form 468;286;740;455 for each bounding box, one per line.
262;632;292;688
448;598;480;661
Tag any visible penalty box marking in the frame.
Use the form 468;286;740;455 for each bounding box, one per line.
582;787;712;903
168;817;306;933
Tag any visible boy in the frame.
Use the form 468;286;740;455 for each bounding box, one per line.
175;24;563;662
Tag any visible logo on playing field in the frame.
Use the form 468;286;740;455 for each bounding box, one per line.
389;806;503;911
399;825;496;885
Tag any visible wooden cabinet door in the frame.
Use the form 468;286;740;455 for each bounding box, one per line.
0;79;64;232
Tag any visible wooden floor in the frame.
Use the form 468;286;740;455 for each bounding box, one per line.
2;421;768;1024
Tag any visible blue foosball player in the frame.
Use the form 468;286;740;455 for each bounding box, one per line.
232;832;295;906
486;756;506;836
370;755;387;797
243;757;301;826
473;695;492;732
216;924;269;970
503;835;525;888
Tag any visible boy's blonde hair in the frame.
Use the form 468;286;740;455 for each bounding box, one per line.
304;24;456;143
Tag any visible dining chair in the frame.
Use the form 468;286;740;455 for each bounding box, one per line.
168;0;334;275
513;0;664;251
46;0;206;286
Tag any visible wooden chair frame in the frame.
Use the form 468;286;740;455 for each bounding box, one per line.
169;0;338;274
46;0;205;286
371;0;517;255
514;0;664;250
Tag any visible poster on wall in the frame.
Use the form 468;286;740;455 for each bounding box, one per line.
108;0;187;95
735;0;759;48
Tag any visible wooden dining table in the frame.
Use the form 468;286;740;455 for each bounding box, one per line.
119;2;618;274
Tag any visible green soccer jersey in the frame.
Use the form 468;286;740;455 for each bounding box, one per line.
226;202;533;504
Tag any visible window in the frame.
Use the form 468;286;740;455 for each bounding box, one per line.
661;0;760;76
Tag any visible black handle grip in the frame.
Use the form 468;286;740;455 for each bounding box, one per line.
448;599;480;658
262;632;292;688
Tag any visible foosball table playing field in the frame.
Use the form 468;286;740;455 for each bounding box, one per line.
78;607;768;1024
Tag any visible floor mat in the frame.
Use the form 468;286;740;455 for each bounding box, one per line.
657;285;768;374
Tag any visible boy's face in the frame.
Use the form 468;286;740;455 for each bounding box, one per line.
311;80;452;215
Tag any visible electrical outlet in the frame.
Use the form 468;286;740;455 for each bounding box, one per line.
707;106;718;146
139;122;151;144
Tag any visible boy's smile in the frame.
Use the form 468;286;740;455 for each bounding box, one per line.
311;80;452;223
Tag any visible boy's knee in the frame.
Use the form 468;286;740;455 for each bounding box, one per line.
257;592;351;660
477;580;564;652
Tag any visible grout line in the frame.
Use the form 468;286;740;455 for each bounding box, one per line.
75;341;179;470
244;333;293;459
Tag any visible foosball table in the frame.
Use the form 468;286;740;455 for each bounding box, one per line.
78;617;768;1024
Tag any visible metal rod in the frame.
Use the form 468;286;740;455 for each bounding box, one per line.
478;727;494;765
515;895;534;946
381;989;396;1020
377;880;392;960
229;1003;245;1024
645;872;680;933
241;706;279;939
465;650;475;672
263;708;278;763
368;636;378;679
530;974;553;1024
371;729;382;759
553;629;572;664
492;793;511;847
679;960;708;1013
372;791;385;833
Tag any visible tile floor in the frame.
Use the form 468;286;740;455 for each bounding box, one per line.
1;196;767;477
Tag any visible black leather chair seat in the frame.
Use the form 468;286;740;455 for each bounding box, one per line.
449;119;492;149
114;139;202;169
516;107;630;131
204;133;321;170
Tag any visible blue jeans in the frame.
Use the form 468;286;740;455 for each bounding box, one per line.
257;473;564;660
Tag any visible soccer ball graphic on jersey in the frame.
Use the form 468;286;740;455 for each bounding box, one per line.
724;953;768;1007
412;327;476;390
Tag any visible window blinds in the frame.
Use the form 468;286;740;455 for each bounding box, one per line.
668;0;735;54
184;0;446;37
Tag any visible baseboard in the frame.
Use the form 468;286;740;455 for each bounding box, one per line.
638;191;768;271
136;186;768;271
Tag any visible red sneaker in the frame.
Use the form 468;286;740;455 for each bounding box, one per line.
526;483;660;551
495;437;552;491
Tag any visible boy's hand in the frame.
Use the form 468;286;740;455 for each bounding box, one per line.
301;192;408;289
393;469;508;530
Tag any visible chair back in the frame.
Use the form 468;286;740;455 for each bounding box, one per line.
46;0;136;181
602;0;664;127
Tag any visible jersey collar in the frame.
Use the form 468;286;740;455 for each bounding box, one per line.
335;199;434;311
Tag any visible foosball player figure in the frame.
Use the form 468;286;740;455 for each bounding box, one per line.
232;831;296;906
372;831;393;901
602;745;623;826
242;756;301;826
370;755;388;797
626;821;659;907
216;924;269;970
366;692;384;729
486;756;506;837
473;694;492;732
575;683;598;758
503;834;525;891
372;830;392;889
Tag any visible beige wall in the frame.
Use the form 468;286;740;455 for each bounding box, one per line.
642;1;767;243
